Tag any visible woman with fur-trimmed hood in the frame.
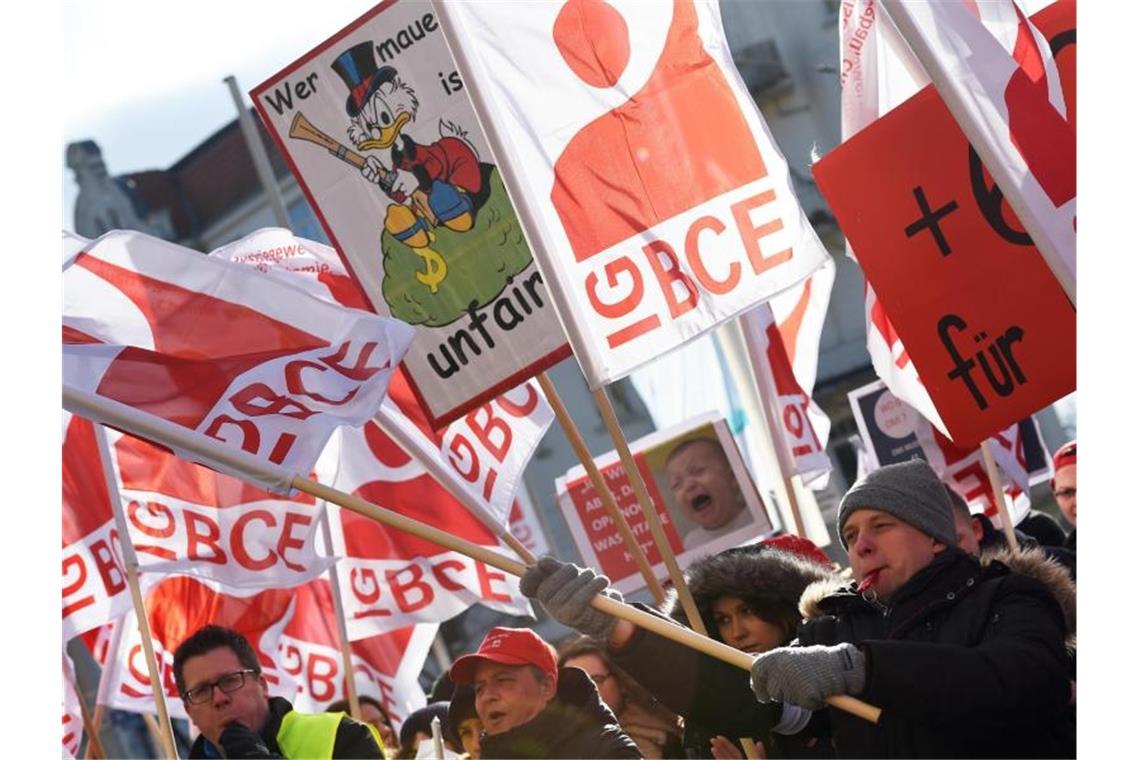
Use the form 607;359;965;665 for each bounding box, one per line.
522;539;840;758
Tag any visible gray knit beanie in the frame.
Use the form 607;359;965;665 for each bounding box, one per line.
837;459;956;548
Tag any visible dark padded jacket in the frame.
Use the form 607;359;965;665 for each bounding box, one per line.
608;547;836;757
797;548;1075;758
478;667;640;759
189;696;383;758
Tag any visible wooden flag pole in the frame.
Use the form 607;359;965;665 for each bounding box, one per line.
591;387;707;635
319;511;362;722
92;427;180;760
537;372;666;603
83;704;105;760
86;613;129;760
65;654;106;760
980;440;1019;550
65;391;879;723
500;531;537;565
291;474;880;723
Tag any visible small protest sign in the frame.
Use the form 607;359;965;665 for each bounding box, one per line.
556;414;775;594
814;0;1076;447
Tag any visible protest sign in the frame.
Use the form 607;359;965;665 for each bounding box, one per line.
880;0;1075;299
63;229;413;485
276;578;433;726
250;3;571;428
848;379;1051;524
437;0;829;387
815;0;1075;447
556;414;775;594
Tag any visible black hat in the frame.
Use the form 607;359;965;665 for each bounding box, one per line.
331;41;397;117
446;686;477;747
399;702;450;749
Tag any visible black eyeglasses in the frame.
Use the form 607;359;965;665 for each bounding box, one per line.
182;669;258;705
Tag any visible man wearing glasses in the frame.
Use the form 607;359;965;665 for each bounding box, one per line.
1052;440;1077;551
173;625;384;758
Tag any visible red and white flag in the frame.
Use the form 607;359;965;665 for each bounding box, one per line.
740;259;835;486
438;0;830;386
276;578;433;726
838;0;946;435
63;412;131;641
215;228;555;530
913;420;1043;528
879;0;1075;293
62;655;83;759
63;230;414;487
97;576;297;720
316;420;532;639
107;427;335;589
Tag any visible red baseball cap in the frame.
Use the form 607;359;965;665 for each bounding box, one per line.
450;627;559;688
1052;440;1077;472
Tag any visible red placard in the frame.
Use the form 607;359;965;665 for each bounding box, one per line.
813;1;1075;447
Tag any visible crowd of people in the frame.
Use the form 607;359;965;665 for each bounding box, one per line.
168;442;1077;759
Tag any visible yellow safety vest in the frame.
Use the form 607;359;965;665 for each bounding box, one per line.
276;710;384;759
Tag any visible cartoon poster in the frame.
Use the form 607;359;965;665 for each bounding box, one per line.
252;1;571;428
555;413;777;595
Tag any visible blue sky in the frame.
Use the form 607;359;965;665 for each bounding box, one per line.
62;0;377;229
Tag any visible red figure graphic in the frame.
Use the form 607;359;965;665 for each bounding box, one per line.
551;0;768;262
1003;5;1075;208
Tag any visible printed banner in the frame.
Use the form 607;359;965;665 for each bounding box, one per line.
848;379;1051;525
377;369;553;529
250;4;571;428
63;412;131;640
107;427;335;589
438;0;830;386
739;256;836;486
880;0;1075;288
63;230;413;483
63;655;83;759
556;414;775;595
276;578;433;727
215;228;555;527
814;0;1075;447
316;419;532;638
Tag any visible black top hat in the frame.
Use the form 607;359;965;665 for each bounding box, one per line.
332;41;397;118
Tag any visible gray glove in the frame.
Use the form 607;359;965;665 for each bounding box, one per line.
750;643;866;711
519;556;621;639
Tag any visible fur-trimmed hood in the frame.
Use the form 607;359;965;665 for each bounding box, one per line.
665;546;836;636
799;546;1076;640
983;545;1076;639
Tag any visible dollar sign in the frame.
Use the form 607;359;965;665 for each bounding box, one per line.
415;246;448;293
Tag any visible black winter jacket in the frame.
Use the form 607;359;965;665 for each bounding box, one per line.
478;667;640;759
188;696;382;758
608;547;837;758
797;548;1074;758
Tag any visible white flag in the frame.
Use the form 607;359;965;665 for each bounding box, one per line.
437;0;829;386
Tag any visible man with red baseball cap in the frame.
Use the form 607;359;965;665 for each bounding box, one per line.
1052;440;1077;550
450;627;639;758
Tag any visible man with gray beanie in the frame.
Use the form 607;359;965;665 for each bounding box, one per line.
749;459;1074;757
